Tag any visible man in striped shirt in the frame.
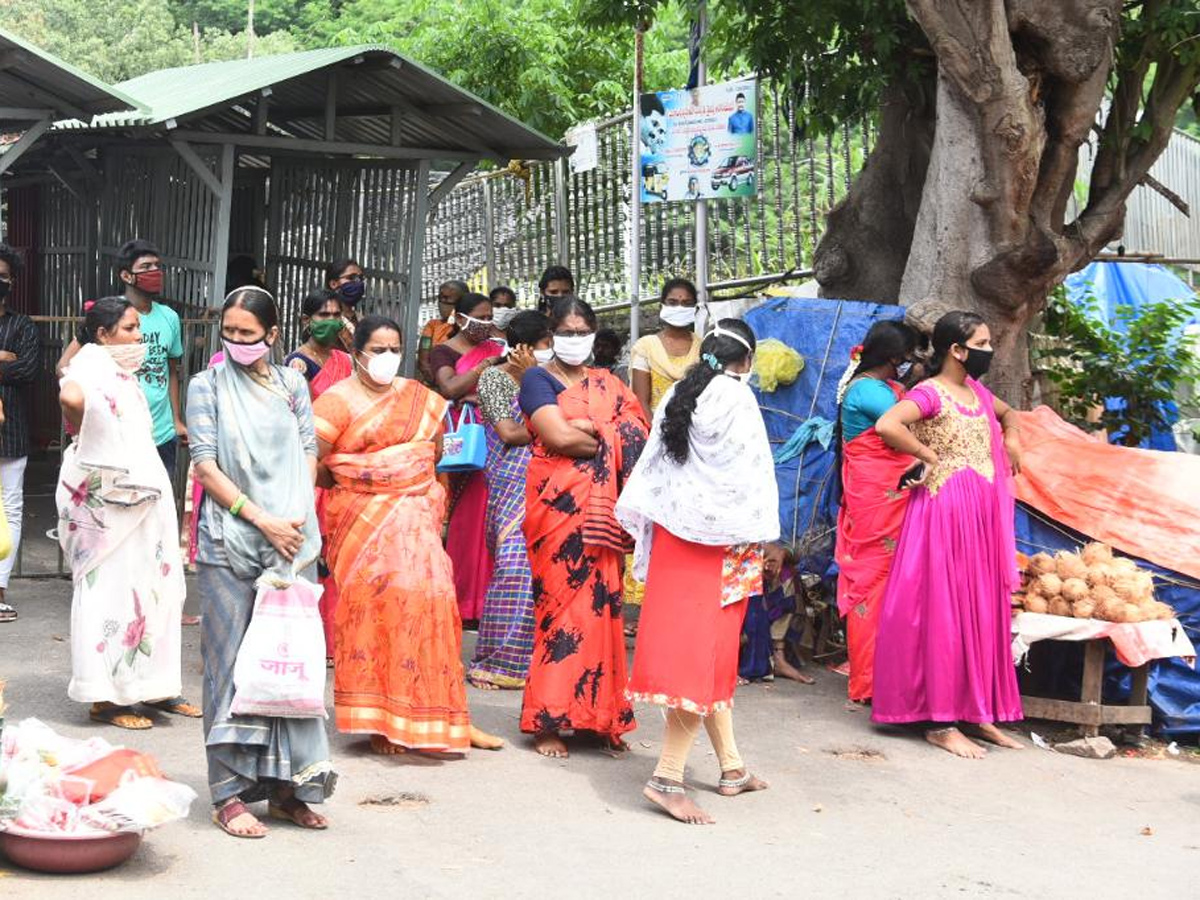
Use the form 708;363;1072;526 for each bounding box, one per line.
0;244;41;623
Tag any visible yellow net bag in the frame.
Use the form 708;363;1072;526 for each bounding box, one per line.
753;339;804;392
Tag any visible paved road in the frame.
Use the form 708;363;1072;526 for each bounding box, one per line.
1;577;1197;898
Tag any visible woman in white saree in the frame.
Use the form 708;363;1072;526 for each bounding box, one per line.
58;297;194;730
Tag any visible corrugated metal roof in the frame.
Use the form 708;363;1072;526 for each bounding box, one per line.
0;25;140;125
59;45;565;162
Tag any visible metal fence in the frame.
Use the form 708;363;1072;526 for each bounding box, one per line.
424;85;874;312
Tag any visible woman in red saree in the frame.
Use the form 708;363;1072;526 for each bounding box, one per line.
429;292;505;623
286;288;353;659
313;315;500;754
518;297;649;758
834;321;922;702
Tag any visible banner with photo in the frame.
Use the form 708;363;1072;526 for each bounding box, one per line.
637;78;757;204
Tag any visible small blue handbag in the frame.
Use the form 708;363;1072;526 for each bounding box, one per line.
436;404;487;473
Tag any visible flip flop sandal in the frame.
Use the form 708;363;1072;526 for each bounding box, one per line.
144;696;203;717
213;800;268;838
267;797;328;830
90;705;153;730
0;602;16;623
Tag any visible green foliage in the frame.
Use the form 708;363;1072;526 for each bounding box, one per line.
299;0;694;138
1041;285;1200;447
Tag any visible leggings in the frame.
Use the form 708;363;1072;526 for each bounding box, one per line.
653;708;744;783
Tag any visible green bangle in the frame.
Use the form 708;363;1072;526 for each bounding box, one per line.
230;494;247;517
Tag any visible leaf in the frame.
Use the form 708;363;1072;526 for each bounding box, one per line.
85;568;98;590
124;647;137;667
138;638;152;657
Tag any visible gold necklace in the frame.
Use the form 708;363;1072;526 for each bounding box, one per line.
552;360;581;387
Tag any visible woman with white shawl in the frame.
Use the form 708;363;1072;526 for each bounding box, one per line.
617;319;779;826
58;297;194;730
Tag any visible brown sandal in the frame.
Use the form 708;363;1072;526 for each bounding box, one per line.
89;703;152;730
213;800;268;838
267;796;328;830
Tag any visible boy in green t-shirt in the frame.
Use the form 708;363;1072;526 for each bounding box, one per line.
57;240;186;480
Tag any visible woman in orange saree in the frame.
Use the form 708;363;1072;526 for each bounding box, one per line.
518;297;649;759
313;315;500;755
834;321;921;702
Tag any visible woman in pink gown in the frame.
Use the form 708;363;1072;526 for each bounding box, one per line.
872;311;1025;759
429;292;505;623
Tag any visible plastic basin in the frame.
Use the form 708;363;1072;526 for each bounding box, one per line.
0;826;142;874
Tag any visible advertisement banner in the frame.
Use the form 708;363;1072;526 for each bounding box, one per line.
638;78;757;204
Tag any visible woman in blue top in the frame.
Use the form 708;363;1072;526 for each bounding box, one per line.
834;320;922;703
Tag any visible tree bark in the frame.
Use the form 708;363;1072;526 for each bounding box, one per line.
814;81;935;303
898;0;1125;405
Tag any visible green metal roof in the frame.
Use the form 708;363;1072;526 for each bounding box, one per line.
0;25;141;122
65;45;563;160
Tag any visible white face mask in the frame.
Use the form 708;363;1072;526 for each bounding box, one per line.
533;347;555;365
106;342;147;372
492;307;519;329
659;305;697;328
553;334;595;366
492;339;509;357
359;349;401;384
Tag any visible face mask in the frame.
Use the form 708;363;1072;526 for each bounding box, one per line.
309;318;344;346
659;305;697;328
493;307;519;329
0;281;9;304
359;350;401;384
533;348;555;365
553;334;595;366
106;342;147;372
726;369;752;384
338;280;365;307
133;268;164;296
896;361;913;380
492;339;509;357
459;314;493;341
959;347;994;379
222;337;271;367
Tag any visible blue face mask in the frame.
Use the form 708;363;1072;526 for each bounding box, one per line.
338;280;365;306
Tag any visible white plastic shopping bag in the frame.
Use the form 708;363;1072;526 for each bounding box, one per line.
231;577;327;719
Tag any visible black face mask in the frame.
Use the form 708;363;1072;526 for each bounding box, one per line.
0;281;9;304
960;347;994;379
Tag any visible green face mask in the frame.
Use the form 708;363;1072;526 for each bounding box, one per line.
309;317;344;346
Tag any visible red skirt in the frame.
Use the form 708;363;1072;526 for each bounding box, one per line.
627;527;748;714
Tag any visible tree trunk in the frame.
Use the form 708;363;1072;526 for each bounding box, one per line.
814;81;935;303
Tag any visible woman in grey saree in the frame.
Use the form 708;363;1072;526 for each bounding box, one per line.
188;287;336;838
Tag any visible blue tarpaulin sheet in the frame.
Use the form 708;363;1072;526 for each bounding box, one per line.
1015;503;1200;737
744;296;904;574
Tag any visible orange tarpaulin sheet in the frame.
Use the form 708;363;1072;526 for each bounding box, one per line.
1014;407;1200;582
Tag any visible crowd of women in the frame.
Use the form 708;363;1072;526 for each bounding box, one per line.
51;246;1026;837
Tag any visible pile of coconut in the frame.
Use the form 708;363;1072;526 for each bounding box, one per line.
1013;543;1174;623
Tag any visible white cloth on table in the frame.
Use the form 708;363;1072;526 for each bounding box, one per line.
1011;612;1197;669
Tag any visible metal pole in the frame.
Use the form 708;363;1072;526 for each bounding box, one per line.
211;143;236;307
482;177;497;292
694;0;709;323
403;159;431;378
630;24;645;343
553;156;570;269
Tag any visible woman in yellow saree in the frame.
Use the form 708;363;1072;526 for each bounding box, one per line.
313;315;500;755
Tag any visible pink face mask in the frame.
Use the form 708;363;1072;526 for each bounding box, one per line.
222;338;271;366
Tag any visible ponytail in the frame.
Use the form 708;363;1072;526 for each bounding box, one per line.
660;318;756;465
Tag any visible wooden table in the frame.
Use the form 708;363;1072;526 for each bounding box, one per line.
1020;638;1151;738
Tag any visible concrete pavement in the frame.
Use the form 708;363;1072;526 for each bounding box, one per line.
1;575;1197;899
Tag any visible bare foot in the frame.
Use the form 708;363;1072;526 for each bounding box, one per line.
965;722;1024;750
370;734;408;755
717;768;769;796
468;677;500;691
470;725;505;750
771;650;815;685
925;727;987;759
643;779;715;824
534;731;568;758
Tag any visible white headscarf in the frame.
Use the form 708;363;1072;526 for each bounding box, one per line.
616;373;780;581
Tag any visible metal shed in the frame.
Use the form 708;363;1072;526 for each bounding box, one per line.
2;43;565;361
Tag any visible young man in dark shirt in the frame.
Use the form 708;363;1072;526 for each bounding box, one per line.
0;244;42;623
